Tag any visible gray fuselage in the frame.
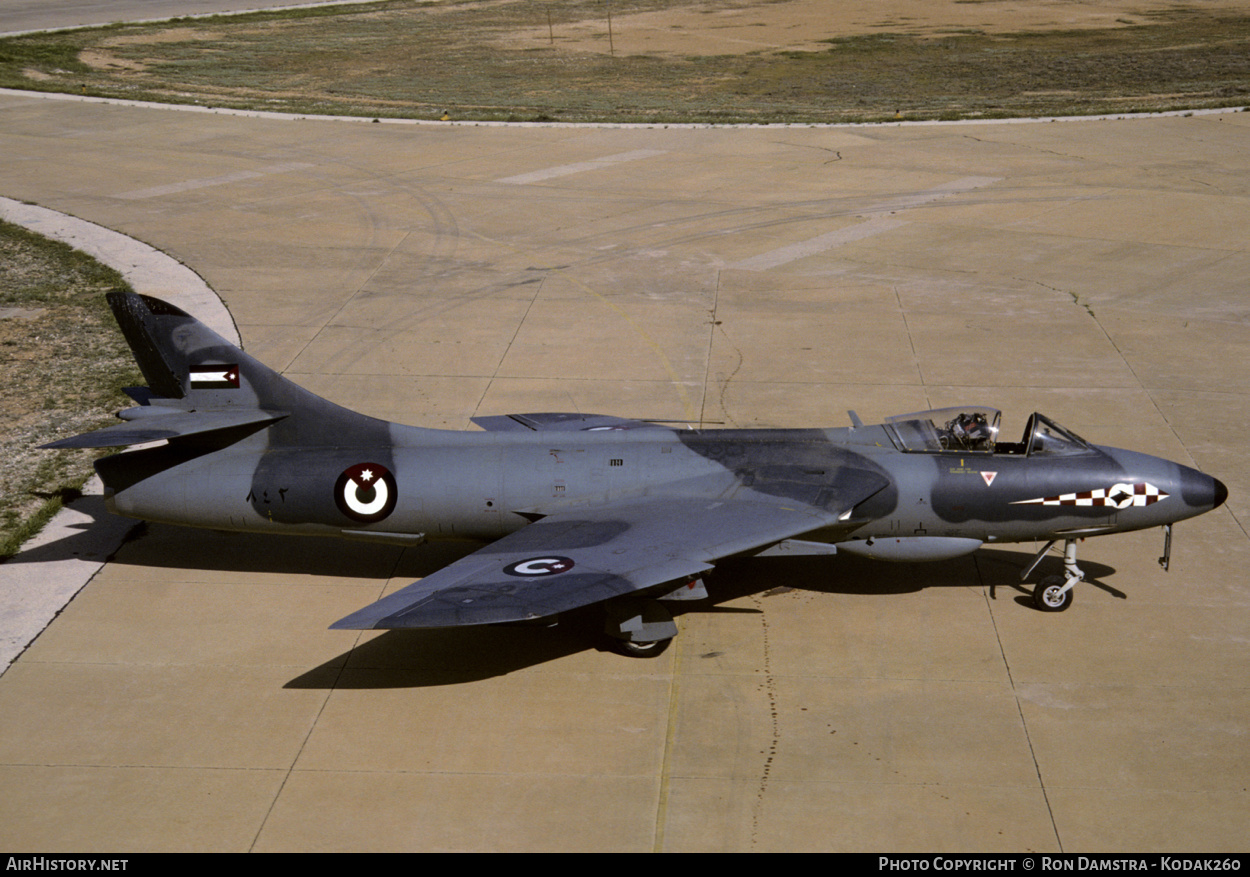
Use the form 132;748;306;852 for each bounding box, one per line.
97;420;1224;560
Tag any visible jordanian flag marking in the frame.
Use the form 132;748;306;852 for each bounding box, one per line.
190;364;240;389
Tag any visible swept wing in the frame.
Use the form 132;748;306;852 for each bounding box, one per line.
331;468;887;630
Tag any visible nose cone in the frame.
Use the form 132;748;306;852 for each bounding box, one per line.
1098;447;1226;525
1181;466;1227;514
1214;477;1229;510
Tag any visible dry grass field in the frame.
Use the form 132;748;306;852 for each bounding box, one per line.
1;0;1247;122
0;223;138;557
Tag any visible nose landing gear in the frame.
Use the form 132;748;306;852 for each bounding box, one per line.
1022;538;1084;612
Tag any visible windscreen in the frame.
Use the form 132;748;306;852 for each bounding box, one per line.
1025;413;1093;456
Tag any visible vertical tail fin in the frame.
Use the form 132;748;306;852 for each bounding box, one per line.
43;292;392;449
109;290;288;412
108;292;188;400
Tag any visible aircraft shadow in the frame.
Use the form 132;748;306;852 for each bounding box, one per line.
11;517;452;579
7;515;1125;687
285;606;613;689
1;489;140;566
285;546;1123;689
706;548;1121;606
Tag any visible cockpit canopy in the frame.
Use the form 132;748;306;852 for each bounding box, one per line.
883;407;1093;456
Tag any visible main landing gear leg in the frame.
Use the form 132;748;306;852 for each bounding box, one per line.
1022;538;1085;612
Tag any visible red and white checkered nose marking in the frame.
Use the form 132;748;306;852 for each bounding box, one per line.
1011;482;1168;509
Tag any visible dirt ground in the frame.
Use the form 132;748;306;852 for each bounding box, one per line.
500;0;1250;56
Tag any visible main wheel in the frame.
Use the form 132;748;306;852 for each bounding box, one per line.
613;637;673;658
1033;575;1073;612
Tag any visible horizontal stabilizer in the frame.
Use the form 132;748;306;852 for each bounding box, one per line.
41;408;288;449
471;412;670;432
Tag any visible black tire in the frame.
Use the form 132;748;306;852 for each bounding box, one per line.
1033;575;1073;612
613;637;673;658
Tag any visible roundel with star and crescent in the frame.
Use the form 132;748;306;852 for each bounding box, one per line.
503;556;576;577
335;462;398;523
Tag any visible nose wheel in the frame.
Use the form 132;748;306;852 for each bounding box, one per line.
1023;538;1084;612
1032;575;1074;611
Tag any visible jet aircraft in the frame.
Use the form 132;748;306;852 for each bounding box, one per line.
45;293;1228;655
